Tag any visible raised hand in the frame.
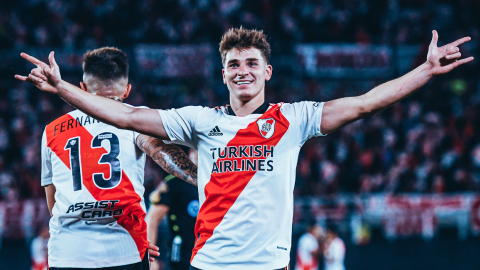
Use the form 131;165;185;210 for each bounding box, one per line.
426;30;474;76
15;51;62;94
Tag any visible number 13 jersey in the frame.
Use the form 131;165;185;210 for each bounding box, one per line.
41;109;147;268
158;101;325;270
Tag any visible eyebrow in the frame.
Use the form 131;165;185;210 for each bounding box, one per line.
227;58;260;65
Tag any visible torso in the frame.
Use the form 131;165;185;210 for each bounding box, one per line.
42;109;147;268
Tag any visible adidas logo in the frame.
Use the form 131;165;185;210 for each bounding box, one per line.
208;126;223;136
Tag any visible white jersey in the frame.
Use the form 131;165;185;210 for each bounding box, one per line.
158;101;325;270
295;233;319;270
31;236;48;270
324;238;346;270
41;109;147;268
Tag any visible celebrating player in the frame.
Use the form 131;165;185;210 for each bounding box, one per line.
22;47;197;270
16;27;472;270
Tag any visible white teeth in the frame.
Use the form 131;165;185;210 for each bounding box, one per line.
235;81;252;85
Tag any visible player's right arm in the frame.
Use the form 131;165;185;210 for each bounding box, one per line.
15;52;169;140
136;135;198;186
145;204;170;246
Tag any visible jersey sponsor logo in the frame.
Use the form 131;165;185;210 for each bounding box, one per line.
65;200;123;219
257;118;276;139
209;145;275;174
208;126;223;136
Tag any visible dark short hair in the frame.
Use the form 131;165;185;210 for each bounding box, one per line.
83;47;129;81
219;26;271;65
307;217;317;229
326;224;338;235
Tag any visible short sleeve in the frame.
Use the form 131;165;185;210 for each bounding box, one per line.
158;106;204;149
41;129;53;186
125;104;149;141
282;101;326;146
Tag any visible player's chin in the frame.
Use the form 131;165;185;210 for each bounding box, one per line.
235;90;257;101
233;86;257;97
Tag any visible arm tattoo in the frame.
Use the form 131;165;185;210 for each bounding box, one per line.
136;135;198;186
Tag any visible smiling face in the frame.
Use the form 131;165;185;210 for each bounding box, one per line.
222;47;272;103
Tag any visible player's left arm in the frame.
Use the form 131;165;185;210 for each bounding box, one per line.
44;184;56;217
136;135;198;186
320;31;473;135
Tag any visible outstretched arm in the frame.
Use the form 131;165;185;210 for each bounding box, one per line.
15;52;169;140
136;135;197;186
320;31;473;135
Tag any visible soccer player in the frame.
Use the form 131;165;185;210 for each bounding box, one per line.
323;226;345;270
295;219;323;270
146;149;199;270
24;47;197;270
31;225;49;270
17;28;472;270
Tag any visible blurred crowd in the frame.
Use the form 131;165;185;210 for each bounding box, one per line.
1;0;480;244
1;0;479;50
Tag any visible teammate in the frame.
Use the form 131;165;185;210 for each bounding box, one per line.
295;219;323;270
323;226;345;270
31;226;49;270
146;149;199;270
31;47;197;270
16;27;472;270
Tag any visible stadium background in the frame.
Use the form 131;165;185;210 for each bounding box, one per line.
0;0;480;269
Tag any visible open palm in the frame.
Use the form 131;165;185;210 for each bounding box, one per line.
426;30;473;76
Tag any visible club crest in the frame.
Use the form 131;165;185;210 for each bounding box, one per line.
257;118;276;139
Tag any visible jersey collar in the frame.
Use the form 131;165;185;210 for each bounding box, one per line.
227;101;270;116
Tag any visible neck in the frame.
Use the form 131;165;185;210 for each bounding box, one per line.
102;95;123;102
229;92;265;117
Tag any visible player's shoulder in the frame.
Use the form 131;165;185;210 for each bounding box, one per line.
299;232;314;241
164;105;222;118
212;104;230;114
279;101;324;115
279;101;323;109
184;104;228;114
45;110;77;128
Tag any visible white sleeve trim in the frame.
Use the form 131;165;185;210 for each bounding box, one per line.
313;101;326;137
299;101;326;146
158;109;176;142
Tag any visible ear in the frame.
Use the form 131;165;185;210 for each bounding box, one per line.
222;68;226;84
123;84;132;100
80;82;88;92
265;64;273;81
